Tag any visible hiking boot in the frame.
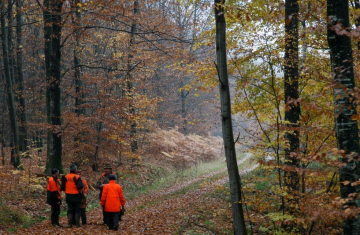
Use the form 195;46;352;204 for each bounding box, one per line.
67;214;73;228
75;213;81;227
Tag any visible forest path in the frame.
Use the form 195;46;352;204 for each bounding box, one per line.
14;154;256;234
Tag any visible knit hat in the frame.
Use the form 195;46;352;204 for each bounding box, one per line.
108;174;116;180
69;164;77;171
104;164;112;169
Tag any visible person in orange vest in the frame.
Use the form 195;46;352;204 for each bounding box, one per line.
76;170;89;225
46;168;62;227
100;174;125;231
61;164;84;228
97;164;118;224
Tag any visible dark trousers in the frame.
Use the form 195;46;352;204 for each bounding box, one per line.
71;208;86;225
51;204;60;225
106;212;120;230
102;206;106;224
80;208;87;224
67;200;81;216
66;194;82;216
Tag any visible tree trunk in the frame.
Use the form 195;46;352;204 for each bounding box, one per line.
126;0;139;153
180;80;188;134
1;3;20;168
16;0;29;154
214;1;247;234
73;0;83;117
284;0;300;195
327;1;360;234
43;0;64;174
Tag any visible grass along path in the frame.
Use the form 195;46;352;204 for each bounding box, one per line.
12;154;255;234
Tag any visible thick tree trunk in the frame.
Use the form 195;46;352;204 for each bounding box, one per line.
284;0;300;194
214;1;247;234
16;0;29;154
1;4;20;168
43;0;64;174
327;1;360;234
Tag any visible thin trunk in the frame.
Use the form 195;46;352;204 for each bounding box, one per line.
73;0;83;117
7;0;16;107
1;3;20;168
214;1;247;234
180;81;188;134
327;1;360;234
126;0;139;153
1;91;5;166
284;0;300;194
16;0;28;154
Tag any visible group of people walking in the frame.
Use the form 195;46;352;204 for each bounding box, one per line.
46;164;126;231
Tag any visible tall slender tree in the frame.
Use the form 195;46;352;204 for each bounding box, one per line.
16;0;29;154
1;2;20;168
284;0;300;195
126;0;139;153
327;0;360;233
43;0;64;173
214;0;246;234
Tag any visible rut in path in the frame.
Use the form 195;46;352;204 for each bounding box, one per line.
13;155;255;235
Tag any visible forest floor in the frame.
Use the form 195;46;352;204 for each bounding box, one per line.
10;155;256;235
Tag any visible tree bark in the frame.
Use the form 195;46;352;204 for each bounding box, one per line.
214;1;247;234
43;0;64;174
327;1;360;234
16;0;29;154
1;3;20;168
284;0;300;194
126;0;139;153
73;0;84;117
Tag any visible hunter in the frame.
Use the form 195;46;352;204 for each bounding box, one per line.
97;163;118;224
100;174;126;231
61;164;84;228
46;168;62;227
76;170;89;225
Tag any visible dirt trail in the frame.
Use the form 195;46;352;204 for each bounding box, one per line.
12;155;255;235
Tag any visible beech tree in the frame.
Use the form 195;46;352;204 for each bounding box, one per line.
327;0;360;233
214;1;246;234
43;0;65;173
1;1;20;168
15;0;29;154
284;0;300;199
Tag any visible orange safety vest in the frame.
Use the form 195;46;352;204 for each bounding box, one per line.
81;178;89;209
47;176;61;200
100;173;105;181
83;179;89;193
100;180;125;212
65;173;81;194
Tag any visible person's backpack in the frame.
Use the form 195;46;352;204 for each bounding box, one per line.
74;176;84;190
